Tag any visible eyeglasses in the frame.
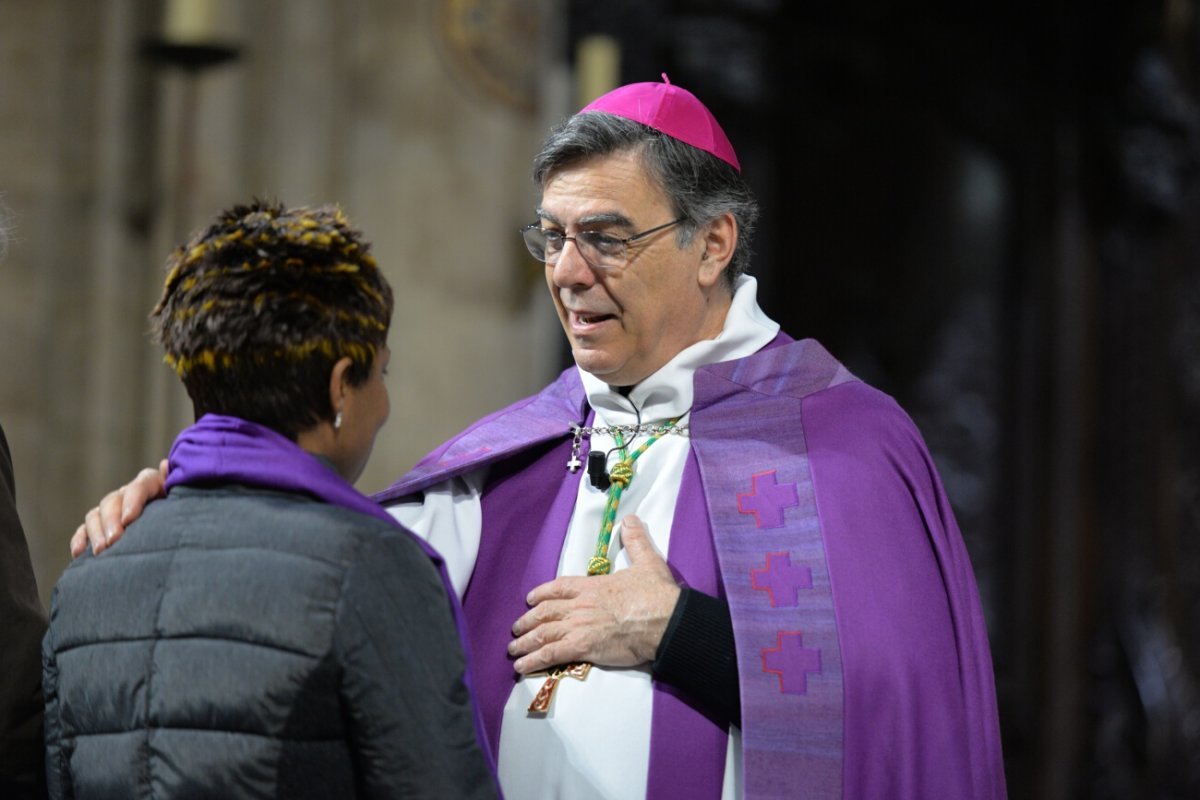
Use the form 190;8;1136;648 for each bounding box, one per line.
520;218;684;270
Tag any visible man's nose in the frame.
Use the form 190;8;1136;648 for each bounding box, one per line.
551;238;596;287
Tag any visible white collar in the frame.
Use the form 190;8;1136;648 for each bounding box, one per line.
579;275;780;427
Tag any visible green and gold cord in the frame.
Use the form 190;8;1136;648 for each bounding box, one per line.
586;417;681;576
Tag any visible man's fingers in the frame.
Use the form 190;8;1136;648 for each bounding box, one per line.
84;503;114;556
511;518;680;671
514;647;567;675
512;599;567;637
511;632;581;674
619;514;663;565
508;619;570;659
526;576;583;606
97;490;125;545
73;461;168;560
70;524;88;558
122;467;167;525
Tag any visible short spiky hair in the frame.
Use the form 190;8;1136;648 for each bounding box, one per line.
152;200;393;440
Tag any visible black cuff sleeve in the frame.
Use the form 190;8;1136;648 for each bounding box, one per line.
651;587;741;727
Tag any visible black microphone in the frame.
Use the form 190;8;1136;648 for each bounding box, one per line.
587;450;611;491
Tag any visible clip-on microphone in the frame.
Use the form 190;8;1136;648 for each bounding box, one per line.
587;450;611;491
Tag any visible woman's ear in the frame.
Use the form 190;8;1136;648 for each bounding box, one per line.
327;356;355;429
698;212;737;287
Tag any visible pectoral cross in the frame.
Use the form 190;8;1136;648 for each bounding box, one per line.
527;662;592;714
567;424;584;472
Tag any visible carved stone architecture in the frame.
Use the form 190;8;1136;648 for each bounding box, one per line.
0;0;555;607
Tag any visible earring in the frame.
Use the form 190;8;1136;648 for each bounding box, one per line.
334;411;343;430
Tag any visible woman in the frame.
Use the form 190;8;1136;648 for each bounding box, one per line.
42;201;496;798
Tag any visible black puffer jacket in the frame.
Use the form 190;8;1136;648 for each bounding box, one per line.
43;484;495;799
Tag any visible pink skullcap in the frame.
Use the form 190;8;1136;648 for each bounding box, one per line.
580;73;741;172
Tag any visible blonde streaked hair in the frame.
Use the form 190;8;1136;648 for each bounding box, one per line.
152;200;393;439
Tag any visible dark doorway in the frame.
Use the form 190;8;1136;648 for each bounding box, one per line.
567;1;1200;796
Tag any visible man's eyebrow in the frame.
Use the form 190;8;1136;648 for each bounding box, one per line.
534;208;633;229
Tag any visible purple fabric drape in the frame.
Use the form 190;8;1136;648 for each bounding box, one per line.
646;451;728;799
468;435;585;755
375;336;1007;799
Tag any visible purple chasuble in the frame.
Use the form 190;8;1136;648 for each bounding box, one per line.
167;414;498;783
375;338;1007;799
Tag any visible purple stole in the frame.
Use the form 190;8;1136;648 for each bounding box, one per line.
166;414;498;785
375;337;1007;799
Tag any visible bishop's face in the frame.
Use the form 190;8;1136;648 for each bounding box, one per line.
539;149;730;387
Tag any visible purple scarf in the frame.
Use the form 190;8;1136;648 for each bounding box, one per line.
166;413;498;782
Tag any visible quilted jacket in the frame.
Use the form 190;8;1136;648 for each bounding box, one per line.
43;484;495;799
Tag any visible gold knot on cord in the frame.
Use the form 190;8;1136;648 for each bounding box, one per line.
609;461;633;488
586;556;611;576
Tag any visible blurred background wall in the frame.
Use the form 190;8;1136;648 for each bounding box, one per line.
0;0;561;600
2;1;1199;798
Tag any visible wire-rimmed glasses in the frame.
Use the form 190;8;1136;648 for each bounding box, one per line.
520;218;684;270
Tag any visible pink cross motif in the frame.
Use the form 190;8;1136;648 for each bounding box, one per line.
762;631;822;696
737;470;799;529
751;552;813;608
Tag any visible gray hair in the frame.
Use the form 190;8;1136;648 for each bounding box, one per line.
532;112;759;286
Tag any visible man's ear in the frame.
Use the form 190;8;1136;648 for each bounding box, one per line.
327;356;355;426
698;212;737;288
